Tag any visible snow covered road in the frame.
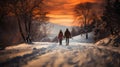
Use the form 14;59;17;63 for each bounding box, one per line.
23;43;120;67
0;32;120;67
0;42;120;67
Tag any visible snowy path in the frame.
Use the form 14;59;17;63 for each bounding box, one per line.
0;32;120;67
22;44;120;67
0;43;120;67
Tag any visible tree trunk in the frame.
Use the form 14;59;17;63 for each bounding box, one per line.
86;33;88;39
26;17;32;44
17;17;26;42
84;16;88;39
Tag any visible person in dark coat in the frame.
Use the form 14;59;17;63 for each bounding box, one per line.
58;30;63;45
64;28;71;45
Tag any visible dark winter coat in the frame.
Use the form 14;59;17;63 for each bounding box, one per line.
64;29;71;38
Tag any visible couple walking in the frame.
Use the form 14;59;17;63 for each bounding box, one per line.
58;28;71;45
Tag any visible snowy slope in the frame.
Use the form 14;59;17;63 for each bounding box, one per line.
65;32;94;43
47;23;72;39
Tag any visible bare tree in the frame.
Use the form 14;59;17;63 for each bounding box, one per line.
9;0;49;43
74;2;95;39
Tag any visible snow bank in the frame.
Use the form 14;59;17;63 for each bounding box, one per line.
95;35;120;48
95;37;112;46
5;43;31;50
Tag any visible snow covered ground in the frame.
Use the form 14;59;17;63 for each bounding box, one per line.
0;32;120;67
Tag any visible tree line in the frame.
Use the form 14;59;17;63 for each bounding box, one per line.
73;0;120;41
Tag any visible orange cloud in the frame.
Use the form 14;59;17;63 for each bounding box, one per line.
47;14;73;19
44;0;101;26
47;14;74;26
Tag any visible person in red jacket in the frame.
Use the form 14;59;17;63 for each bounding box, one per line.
58;30;63;45
64;28;71;45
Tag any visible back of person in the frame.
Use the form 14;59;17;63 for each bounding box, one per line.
58;30;63;45
64;29;71;38
58;32;63;39
64;28;71;45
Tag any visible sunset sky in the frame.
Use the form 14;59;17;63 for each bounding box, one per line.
43;0;102;26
